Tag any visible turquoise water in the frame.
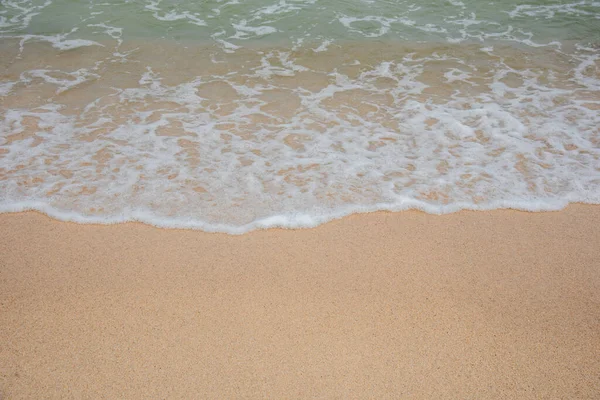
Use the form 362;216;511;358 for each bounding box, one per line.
2;0;599;44
1;1;599;232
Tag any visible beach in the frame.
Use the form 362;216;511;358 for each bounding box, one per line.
2;0;600;397
1;206;599;398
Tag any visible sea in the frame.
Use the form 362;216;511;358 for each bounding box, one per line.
0;0;599;233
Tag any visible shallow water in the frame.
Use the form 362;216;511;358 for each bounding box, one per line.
1;0;599;233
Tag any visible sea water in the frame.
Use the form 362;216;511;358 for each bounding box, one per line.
0;0;599;233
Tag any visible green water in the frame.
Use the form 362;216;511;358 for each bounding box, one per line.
2;0;599;47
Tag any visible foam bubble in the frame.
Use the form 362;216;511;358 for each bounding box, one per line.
1;1;600;233
145;0;206;26
231;20;278;39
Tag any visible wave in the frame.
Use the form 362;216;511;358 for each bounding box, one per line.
1;1;600;233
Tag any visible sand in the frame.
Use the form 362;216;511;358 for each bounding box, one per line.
1;206;599;399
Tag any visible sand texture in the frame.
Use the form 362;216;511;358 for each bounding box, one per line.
1;206;599;398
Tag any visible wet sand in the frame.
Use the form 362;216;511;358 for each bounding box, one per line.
1;206;599;398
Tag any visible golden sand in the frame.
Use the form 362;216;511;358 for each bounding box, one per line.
1;206;599;398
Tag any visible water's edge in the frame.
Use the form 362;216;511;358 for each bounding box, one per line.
2;197;598;234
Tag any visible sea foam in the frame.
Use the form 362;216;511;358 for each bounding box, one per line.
1;0;599;233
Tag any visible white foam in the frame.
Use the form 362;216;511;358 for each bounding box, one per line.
313;39;332;53
2;45;599;233
252;0;302;17
508;2;598;19
0;0;52;31
2;0;600;234
1;196;597;235
230;20;278;39
448;0;465;7
145;0;206;26
20;68;99;93
212;30;241;52
16;30;103;51
338;16;393;38
0;81;16;96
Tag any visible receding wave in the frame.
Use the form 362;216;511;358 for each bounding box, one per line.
1;1;599;233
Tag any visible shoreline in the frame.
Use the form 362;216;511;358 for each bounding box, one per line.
0;200;598;234
1;205;600;398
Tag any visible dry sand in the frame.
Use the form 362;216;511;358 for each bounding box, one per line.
1;205;599;399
